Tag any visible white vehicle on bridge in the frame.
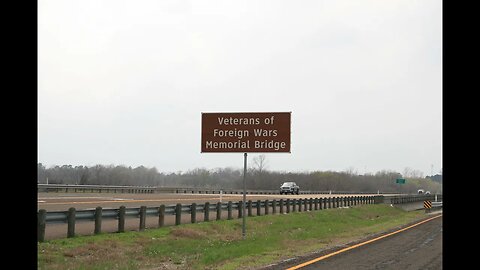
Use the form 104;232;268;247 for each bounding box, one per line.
417;189;425;194
280;182;300;195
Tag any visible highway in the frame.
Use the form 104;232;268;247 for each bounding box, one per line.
38;191;442;269
272;214;442;270
37;192;380;211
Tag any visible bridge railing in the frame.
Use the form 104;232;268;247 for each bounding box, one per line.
385;194;443;204
37;195;381;242
37;184;158;194
37;184;401;195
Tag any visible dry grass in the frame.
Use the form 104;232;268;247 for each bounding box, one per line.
170;228;207;239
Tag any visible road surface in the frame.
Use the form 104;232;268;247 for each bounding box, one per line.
272;214;442;270
37;192;379;211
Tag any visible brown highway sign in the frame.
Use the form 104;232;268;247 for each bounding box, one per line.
201;112;291;153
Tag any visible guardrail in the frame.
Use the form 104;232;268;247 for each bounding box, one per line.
38;184;158;194
384;194;443;204
431;201;443;207
37;184;401;195
37;195;381;242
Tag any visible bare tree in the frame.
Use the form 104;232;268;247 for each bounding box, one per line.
402;167;424;178
252;154;268;173
344;166;358;176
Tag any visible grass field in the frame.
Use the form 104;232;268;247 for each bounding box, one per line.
38;204;427;270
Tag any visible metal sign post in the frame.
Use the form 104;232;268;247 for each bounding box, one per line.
242;153;247;239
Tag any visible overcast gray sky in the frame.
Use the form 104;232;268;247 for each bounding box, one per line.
38;0;442;176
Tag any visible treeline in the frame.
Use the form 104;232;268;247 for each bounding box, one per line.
37;163;442;194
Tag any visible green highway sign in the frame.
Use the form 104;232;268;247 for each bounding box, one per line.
396;178;406;184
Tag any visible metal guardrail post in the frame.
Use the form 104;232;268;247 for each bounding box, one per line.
175;203;182;225
204;202;210;222
67;207;76;238
238;201;243;218
328;197;332;209
158;205;165;227
38;209;46;242
256;200;261;216
272;199;277;214
139;206;146;231
228;201;233;220
280;199;284;214
265;200;269;215
248;200;253;217
286;199;291;213
191;203;197;224
94;206;102;234
309;198;313;211
118;206;126;233
292;199;297;212
216;202;222;220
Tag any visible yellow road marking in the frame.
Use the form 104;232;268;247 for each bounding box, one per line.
286;214;442;270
